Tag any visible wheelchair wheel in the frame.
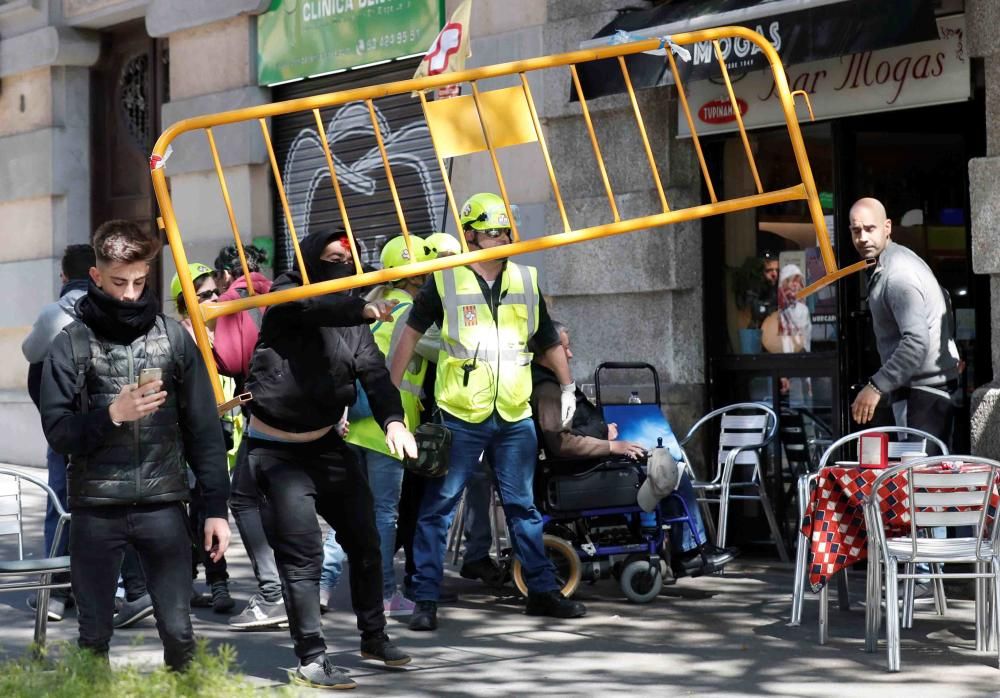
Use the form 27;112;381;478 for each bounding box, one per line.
619;559;663;603
512;534;581;599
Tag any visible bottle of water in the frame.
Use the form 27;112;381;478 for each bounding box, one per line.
628;391;642;405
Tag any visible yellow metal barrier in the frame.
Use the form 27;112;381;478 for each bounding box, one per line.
150;25;866;408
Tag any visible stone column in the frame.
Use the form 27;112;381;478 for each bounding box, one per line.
967;0;1000;459
0;5;100;464
146;1;272;305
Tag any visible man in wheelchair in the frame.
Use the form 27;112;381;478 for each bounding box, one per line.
532;323;736;578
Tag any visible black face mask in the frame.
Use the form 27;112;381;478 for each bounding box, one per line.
310;260;356;283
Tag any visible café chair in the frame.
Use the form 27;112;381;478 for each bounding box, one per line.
790;426;947;644
679;402;787;562
0;467;71;653
864;455;1000;671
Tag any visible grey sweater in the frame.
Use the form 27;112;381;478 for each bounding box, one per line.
867;241;960;393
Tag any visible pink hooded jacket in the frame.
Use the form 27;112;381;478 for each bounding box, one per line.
214;271;271;378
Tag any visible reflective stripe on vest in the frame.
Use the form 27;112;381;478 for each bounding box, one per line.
434;262;539;424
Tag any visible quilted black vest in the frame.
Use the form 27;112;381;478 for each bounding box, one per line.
68;316;188;508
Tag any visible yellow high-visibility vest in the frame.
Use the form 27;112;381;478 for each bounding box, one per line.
346;287;427;457
434;262;539;424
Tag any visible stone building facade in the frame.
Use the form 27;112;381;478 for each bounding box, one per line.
0;0;994;467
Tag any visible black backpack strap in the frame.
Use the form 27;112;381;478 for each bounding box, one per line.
64;321;92;414
160;315;187;386
235;286;263;330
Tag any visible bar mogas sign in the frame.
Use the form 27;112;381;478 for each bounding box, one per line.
678;15;969;138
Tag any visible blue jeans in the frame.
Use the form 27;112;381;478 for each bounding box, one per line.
411;412;556;600
320;529;345;593
349;445;404;599
44;447;69;557
664;474;708;554
462;460;495;562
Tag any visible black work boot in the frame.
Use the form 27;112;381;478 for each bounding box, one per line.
525;590;587;618
407;600;438;631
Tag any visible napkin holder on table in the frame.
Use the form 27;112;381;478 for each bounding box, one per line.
859;432;888;469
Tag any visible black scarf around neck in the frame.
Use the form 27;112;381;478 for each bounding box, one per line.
79;281;159;344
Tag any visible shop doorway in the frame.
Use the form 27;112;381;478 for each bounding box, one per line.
702;99;987;550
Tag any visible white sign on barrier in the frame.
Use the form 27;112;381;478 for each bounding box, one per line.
677;15;969;138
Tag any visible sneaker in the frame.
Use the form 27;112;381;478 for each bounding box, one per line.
211;580;235;614
113;594;155;629
229;594;287;629
459;557;508;586
407;600;438;631
291;655;356;690
360;632;411;666
383;591;416;617
320;586;334;615
26;594;66;622
525;590;587;619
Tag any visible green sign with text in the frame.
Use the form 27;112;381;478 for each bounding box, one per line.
257;0;444;85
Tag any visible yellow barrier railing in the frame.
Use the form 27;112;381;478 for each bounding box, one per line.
151;25;867;408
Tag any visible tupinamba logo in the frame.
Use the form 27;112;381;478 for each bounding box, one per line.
698;97;749;125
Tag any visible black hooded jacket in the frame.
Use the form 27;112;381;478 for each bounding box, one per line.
247;230;405;433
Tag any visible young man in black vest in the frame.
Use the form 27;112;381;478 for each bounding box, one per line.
39;219;231;670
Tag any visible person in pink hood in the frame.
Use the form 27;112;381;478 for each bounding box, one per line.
211;244;288;631
213;245;272;379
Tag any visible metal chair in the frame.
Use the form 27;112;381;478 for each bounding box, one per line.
0;466;71;652
864;455;1000;671
679;402;787;562
790;426;948;644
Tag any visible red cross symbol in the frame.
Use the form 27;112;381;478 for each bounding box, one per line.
425;22;463;76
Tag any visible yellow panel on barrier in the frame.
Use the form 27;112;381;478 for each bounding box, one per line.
424;85;539;159
150;26;870;409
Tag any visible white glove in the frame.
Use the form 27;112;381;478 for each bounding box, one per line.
385;421;418;459
560;382;577;429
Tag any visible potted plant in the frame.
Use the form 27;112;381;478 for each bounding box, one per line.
730;256;772;354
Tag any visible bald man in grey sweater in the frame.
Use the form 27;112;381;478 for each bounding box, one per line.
849;197;960;450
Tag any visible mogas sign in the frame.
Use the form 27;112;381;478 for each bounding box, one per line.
677;15;969;138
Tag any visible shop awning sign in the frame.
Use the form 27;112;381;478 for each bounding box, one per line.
257;0;444;85
573;0;938;100
677;15;969;137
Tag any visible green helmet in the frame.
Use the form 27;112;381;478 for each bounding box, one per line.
380;235;427;269
170;262;214;301
459;193;514;231
424;232;462;258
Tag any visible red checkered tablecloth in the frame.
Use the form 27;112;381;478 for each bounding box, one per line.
801;467;911;592
801;465;999;593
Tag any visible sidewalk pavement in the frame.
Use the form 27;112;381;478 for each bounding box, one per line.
2;462;1000;697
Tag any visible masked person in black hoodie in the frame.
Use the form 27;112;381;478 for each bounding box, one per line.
39;220;231;671
245;228;417;690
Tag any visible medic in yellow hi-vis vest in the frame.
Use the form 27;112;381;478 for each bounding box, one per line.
346;235;430;457
432;262;538;423
388;193;586;628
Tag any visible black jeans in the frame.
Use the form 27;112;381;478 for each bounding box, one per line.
250;432;385;663
70;502;195;670
891;382;957;455
230;439;283;602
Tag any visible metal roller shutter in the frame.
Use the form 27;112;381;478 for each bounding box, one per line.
272;59;446;273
